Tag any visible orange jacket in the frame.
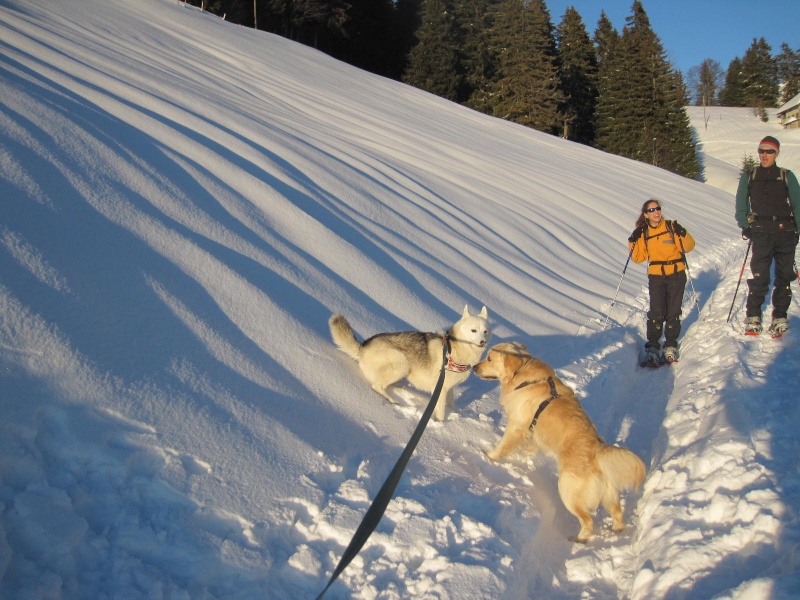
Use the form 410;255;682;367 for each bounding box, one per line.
629;220;695;276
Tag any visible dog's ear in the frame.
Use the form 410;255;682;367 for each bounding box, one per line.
502;349;526;378
511;341;527;352
479;306;488;319
462;304;470;318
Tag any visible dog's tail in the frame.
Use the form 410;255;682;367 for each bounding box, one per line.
596;445;646;492
329;314;362;361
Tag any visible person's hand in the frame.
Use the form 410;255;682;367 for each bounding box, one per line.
672;221;687;237
742;227;751;240
628;227;644;243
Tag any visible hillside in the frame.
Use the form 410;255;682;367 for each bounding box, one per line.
1;0;799;598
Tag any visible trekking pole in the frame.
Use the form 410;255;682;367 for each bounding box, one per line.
602;249;633;329
726;240;752;323
676;235;701;316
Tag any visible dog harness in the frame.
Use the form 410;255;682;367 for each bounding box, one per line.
515;375;561;431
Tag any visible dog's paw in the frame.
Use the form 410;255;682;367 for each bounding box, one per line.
569;535;590;544
485;450;500;462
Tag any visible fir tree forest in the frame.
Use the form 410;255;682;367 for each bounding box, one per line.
185;0;800;180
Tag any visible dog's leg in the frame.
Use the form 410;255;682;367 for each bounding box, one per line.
371;384;398;404
487;425;528;461
445;388;454;408
602;487;625;533
559;473;597;543
360;354;408;405
572;511;594;543
433;386;452;421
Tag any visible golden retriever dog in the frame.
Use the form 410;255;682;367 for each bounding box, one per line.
474;342;646;542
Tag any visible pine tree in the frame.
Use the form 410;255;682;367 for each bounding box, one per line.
485;0;562;134
453;0;497;106
776;43;800;103
593;11;618;68
592;12;623;154
395;0;423;77
720;57;747;106
403;0;463;101
740;37;779;108
556;7;598;145
594;1;698;178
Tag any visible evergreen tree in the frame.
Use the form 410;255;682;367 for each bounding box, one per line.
454;0;498;107
592;13;623;154
395;0;423;78
594;1;698;178
663;69;699;177
776;43;800;103
485;0;562;134
403;0;463;101
593;10;618;68
720;57;747;106
556;7;598;145
740;37;779;108
339;0;403;78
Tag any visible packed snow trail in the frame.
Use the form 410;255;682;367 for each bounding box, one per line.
297;238;800;599
556;237;800;600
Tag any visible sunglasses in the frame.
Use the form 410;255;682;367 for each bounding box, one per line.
645;206;662;213
758;149;777;155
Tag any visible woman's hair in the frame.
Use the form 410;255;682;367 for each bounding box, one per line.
635;199;661;228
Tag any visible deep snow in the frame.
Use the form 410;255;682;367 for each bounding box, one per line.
1;0;799;598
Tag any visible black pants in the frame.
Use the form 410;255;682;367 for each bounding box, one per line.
746;230;798;319
646;270;687;350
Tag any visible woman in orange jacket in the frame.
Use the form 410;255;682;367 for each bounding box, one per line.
628;199;695;366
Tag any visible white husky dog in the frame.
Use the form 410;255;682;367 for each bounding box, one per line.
329;305;490;421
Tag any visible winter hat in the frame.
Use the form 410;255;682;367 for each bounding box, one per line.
758;136;780;153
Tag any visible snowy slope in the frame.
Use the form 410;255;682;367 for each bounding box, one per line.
688;105;800;194
1;0;799;598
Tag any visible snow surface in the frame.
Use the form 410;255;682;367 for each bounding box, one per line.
2;0;800;598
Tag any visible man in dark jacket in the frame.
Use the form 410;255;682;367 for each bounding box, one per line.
735;135;800;336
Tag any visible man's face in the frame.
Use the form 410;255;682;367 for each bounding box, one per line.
759;148;778;168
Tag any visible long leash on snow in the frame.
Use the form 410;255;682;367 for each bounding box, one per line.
315;336;452;599
726;240;752;323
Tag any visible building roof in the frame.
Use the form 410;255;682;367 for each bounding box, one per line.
777;92;800;115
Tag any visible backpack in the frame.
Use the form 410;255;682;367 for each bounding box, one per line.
749;167;789;191
747;167;795;229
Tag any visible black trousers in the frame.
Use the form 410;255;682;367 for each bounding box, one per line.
646;270;687;350
746;230;798;319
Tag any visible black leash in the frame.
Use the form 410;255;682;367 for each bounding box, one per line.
315;336;451;599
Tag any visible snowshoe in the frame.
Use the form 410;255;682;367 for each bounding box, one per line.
640;349;663;369
663;347;679;364
744;316;762;337
769;317;788;339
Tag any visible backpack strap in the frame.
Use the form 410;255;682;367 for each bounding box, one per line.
645;220;685;275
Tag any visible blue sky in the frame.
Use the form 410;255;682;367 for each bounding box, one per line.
546;0;800;74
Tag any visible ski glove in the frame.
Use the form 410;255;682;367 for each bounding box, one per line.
672;221;687;237
742;227;751;240
628;227;644;243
